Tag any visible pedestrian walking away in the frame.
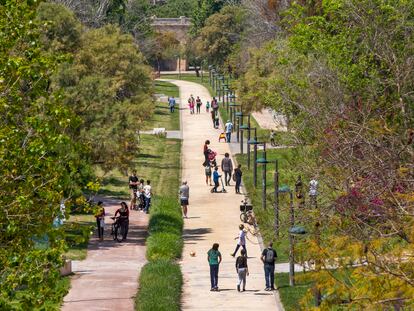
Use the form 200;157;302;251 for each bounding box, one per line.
206;101;210;113
196;96;202;114
212;166;221;193
188;94;195;114
261;241;277;291
225;119;233;143
231;224;247;257
168;96;176;113
234;164;243;194
179;181;190;218
221;153;233;186
143;180;152;214
128;170;139;210
114;202;129;240
205;164;212;186
207;243;222;291
95;201;105;241
235;249;249;292
214;111;220;129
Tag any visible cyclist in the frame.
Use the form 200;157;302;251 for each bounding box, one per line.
114;202;129;240
128;170;139;210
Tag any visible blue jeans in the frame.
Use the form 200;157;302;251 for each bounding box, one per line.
264;264;275;288
144;197;151;213
170;105;174;113
226;132;231;142
210;264;219;288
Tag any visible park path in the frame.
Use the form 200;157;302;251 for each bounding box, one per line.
164;79;284;310
62;199;148;311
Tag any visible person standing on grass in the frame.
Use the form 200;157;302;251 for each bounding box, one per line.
143;180;152;214
205;164;212;186
224;119;233;142
212;166;221;193
95;201;105;241
128;170;139;210
234;164;243;194
168;96;176;113
206;101;210;113
207;243;222;291
196;96;202;114
179;181;190;218
270;130;276;147
261;241;277;291
235;249;249;292
221;153;233;186
231;224;247;257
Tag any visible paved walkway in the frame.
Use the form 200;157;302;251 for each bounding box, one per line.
165;79;284;311
62;199;148;311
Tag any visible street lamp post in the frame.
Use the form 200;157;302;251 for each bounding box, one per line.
239;124;249;154
246;127;256;170
274;160;279;237
229;103;240;132
256;143;268;210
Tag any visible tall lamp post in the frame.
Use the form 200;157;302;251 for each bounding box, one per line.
246;127;257;170
228;93;236;113
256;143;268;210
229;103;241;130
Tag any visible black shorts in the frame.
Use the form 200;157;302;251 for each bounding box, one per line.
180;198;189;206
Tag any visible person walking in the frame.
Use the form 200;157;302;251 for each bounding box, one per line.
188;95;195;114
179;181;190;218
211;110;216;127
95;201;105;241
203;140;210;166
114;202;129;240
205;164;212;186
168;96;176;113
234;164;242;194
261;241;277;291
231;224;247;257
143;180;152;214
212;166;221;193
206;101;210;113
224;120;233;143
235;249;249;292
207;243;222;291
214;111;220;129
211;97;219;112
196;96;202;114
270;130;276;147
221;153;233;186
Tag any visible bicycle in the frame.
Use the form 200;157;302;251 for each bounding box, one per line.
240;198;254;225
110;216;126;242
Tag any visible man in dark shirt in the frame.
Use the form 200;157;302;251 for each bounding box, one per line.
261;242;277;291
128;170;139;210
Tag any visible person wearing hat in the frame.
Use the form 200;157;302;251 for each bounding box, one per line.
224;119;233;143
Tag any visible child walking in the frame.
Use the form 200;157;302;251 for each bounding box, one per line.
235;249;249;291
205;164;212;186
206;101;210;113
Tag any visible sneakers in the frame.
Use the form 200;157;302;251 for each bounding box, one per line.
265;287;270;291
230;253;235;257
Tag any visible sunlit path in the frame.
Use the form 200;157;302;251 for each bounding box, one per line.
164;79;284;310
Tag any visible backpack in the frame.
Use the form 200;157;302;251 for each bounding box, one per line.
265;248;276;263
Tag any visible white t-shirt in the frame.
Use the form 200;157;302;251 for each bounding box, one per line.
144;185;152;198
225;122;233;133
238;230;246;245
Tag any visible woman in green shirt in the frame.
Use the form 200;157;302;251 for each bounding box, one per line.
207;243;222;291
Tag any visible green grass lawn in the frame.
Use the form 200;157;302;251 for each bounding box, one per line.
275;272;312;311
236;147;300;262
64;213;95;260
142;80;180;131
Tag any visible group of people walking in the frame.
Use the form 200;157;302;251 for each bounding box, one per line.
207;241;278;292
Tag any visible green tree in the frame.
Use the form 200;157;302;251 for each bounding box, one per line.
150;0;197;18
195;5;246;68
0;3;84;308
191;0;227;35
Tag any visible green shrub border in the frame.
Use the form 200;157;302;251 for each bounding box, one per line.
135;196;184;310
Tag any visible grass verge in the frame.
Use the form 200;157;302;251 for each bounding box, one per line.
136;260;182;311
275;272;312;311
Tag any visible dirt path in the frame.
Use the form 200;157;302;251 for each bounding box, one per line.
164;79;284;311
62;199;148;311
